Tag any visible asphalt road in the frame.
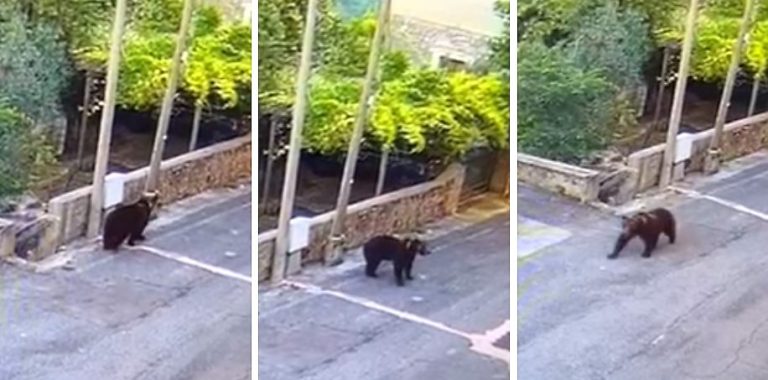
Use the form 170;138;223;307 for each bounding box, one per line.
0;187;252;380
258;210;511;380
518;152;768;379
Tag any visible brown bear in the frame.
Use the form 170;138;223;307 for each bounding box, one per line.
608;207;676;259
102;192;160;251
363;235;431;286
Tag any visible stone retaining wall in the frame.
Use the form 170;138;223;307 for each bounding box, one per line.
257;163;466;283
517;153;601;203
627;113;768;193
47;135;251;249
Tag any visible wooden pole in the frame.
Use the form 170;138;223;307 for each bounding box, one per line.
86;0;128;238
146;0;195;191
271;0;320;283
374;1;393;197
325;0;392;265
659;0;699;189
705;0;757;174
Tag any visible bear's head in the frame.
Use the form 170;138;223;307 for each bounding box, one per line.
404;238;431;256
141;191;161;210
620;212;650;237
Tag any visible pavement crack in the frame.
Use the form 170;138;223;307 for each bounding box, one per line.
677;315;768;378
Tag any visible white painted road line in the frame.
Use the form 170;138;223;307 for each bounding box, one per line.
283;279;510;364
130;245;252;284
669;186;768;223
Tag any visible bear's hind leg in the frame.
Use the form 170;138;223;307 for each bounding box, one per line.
665;223;676;244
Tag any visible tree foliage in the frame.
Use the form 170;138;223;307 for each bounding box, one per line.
185;21;252;109
302;68;508;160
0;101;57;198
0;6;72;123
489;0;510;74
518;41;614;163
562;3;651;91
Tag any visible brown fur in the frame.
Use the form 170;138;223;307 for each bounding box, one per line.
102;192;160;251
363;235;431;286
608;208;676;259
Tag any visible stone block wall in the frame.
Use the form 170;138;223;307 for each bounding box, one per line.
256;163;466;282
258;230;276;282
627;113;768;193
517;153;601;203
47;136;251;248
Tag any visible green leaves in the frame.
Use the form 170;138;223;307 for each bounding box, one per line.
0;9;72;124
518;41;614;163
690;16;740;82
185;22;252;109
0;101;57;198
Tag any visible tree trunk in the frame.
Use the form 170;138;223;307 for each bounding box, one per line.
260;115;277;210
188;103;203;151
76;70;94;170
375;148;389;196
749;76;761;116
639;46;671;149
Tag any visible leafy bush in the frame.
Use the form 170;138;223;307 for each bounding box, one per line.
0;102;57;198
518;41;614;163
0;9;72;124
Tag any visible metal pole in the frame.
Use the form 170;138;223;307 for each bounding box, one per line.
145;0;195;191
86;0;128;238
325;0;391;265
271;0;320;284
705;0;757;174
659;0;699;189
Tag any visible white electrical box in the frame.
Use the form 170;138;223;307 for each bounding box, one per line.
289;217;311;252
675;133;694;163
103;172;126;209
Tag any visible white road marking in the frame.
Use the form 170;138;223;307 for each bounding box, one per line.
156;202;252;240
130;245;252;284
283;280;510;364
669;186;768;222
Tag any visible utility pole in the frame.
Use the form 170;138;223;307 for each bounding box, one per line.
325;0;392;265
659;0;699;189
271;0;320;284
375;1;393;196
705;0;757;174
146;0;195;191
86;0;128;238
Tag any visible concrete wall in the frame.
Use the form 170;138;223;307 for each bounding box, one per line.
627;113;768;193
48;136;252;247
517;153;601;203
257;163;466;282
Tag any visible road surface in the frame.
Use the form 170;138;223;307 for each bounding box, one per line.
258;208;511;380
519;151;768;379
0;187;252;380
